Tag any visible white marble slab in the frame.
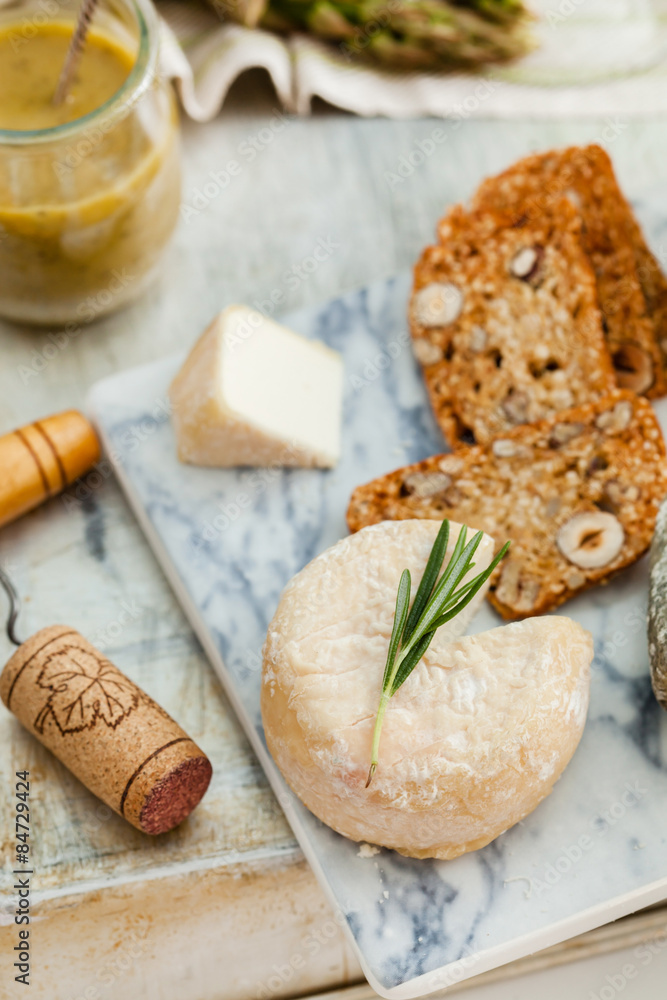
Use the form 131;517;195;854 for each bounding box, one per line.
88;274;667;999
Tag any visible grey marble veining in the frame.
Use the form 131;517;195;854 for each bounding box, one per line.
89;273;667;998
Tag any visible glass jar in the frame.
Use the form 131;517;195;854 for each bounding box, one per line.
0;0;181;325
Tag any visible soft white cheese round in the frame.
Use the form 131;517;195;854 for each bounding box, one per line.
261;520;593;859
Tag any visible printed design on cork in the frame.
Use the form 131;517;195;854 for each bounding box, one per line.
34;641;140;735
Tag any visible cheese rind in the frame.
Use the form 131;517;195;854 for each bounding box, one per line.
169;305;343;468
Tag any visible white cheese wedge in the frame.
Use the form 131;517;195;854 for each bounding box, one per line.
261;519;593;860
170;305;343;468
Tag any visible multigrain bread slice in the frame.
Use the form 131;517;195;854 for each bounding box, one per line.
347;390;667;620
410;198;616;448
472;144;666;399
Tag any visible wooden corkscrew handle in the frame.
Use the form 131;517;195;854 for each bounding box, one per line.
0;411;101;529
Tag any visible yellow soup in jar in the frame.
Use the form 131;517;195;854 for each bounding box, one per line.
0;24;133;130
0;21;181;325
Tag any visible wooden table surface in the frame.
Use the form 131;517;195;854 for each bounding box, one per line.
2;73;667;1000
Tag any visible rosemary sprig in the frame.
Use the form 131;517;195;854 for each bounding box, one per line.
366;521;510;787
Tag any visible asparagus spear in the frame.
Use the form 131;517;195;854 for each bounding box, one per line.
219;0;535;70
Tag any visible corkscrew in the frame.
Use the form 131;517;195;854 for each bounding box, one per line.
0;413;212;835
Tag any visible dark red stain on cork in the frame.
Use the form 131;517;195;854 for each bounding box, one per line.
139;755;213;835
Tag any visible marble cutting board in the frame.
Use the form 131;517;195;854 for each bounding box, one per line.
88;273;667;999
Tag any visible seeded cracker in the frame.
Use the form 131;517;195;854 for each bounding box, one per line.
624;211;667;377
473;144;666;398
347;391;667;619
410;198;616;448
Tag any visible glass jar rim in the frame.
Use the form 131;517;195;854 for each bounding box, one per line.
0;0;159;146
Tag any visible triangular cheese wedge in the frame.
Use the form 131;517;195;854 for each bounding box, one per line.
170;305;343;468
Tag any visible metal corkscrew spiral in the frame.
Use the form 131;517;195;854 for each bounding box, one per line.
0;564;22;647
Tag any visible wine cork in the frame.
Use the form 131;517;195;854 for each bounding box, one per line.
0;410;101;529
0;626;212;834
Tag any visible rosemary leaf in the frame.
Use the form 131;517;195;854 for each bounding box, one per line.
403;519;450;642
380;568;411;691
428;541;511;631
391;545;509;692
407;530;485;646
